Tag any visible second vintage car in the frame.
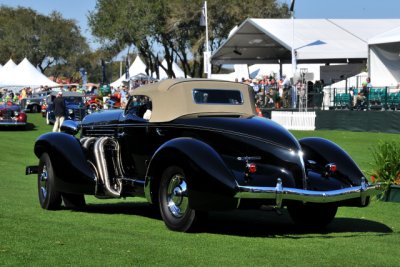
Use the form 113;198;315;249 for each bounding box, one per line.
26;79;381;232
20;91;50;113
0;101;27;128
44;91;87;125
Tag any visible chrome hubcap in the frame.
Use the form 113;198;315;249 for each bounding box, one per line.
166;174;188;218
40;165;48;199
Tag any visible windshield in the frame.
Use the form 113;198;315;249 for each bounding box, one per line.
64;96;84;105
126;95;152;119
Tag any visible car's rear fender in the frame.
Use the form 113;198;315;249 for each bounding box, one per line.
299;137;366;189
145;137;239;211
34;132;96;194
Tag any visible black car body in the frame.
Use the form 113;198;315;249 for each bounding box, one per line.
26;79;381;232
20;92;50;113
0;101;27;127
45;91;87;125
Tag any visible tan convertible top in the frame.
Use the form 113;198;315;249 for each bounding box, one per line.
130;79;256;122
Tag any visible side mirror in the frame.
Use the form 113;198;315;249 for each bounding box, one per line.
60;120;80;136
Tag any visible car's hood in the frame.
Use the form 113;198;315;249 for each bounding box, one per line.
0;104;20;112
173;116;301;151
66;103;85;109
82;109;123;125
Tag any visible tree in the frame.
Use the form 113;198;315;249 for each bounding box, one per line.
88;0;289;78
0;6;90;75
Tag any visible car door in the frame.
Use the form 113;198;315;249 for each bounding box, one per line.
117;97;153;179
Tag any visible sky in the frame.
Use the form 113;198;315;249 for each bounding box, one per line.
1;0;399;51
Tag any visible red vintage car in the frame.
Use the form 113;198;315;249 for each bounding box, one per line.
105;92;122;109
86;92;122;111
0;101;27;128
85;95;103;111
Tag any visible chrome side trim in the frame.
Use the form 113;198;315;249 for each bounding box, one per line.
235;177;382;208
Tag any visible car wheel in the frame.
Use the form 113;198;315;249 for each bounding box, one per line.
287;202;338;229
159;166;204;232
32;105;38;113
38;153;62;210
62;193;86;209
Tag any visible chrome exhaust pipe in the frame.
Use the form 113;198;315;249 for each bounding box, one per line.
81;137;97;149
94;137;121;198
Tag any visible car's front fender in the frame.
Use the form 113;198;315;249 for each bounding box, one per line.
145;137;239;211
34;132;96;194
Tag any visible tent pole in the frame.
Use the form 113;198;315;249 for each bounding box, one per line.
290;1;297;109
205;1;211;79
291;7;296;75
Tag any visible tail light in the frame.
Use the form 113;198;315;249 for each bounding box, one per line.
17;113;27;122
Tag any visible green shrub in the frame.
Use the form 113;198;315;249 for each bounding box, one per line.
370;141;400;194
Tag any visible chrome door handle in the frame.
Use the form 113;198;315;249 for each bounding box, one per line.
156;128;165;136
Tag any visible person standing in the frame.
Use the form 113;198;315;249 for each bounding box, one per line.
120;85;130;109
356;81;369;110
53;91;65;132
281;74;291;108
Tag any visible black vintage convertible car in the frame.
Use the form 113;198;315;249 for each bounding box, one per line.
44;91;87;125
26;79;381;232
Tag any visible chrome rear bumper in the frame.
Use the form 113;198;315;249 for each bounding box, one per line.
235;178;382;208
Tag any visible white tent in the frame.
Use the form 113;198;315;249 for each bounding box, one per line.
210;72;239;81
0;59;17;85
212;19;400;77
368;27;400;87
211;63;323;82
110;73;128;88
156;59;187;79
0;58;59;89
324;72;368;90
128;55;147;77
111;55;148;87
211;64;250;81
248;63;322;81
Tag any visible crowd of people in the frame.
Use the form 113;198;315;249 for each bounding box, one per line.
235;74;325;110
0;78;158;108
0;86;33;103
1;75;379;113
332;77;378;110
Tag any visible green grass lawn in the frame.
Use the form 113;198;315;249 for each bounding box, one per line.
1;114;399;266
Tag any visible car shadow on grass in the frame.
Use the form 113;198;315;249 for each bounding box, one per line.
77;201;392;237
82;201;162;220
0;122;36;131
202;209;393;238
